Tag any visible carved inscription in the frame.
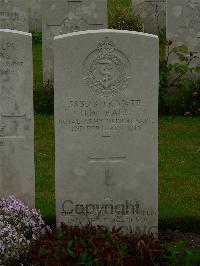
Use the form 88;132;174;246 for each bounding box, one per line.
61;199;157;234
0;39;26;146
0;1;28;31
59;97;154;133
0;10;26;29
83;38;131;98
0;40;24;73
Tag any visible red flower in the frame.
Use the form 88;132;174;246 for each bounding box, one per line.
164;40;173;46
184;111;192;116
192;91;198;97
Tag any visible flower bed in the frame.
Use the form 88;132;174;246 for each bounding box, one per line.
28;223;163;265
1;196;199;265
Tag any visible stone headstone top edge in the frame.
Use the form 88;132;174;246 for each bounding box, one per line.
54;29;159;41
0;29;31;37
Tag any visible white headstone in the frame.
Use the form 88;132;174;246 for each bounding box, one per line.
0;30;34;207
167;0;200;66
42;0;107;87
132;0;166;34
54;29;159;235
0;0;29;32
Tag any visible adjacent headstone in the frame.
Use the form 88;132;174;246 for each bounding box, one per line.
42;0;107;87
0;30;34;207
0;0;29;32
54;30;159;235
167;0;200;66
132;0;166;34
29;0;42;32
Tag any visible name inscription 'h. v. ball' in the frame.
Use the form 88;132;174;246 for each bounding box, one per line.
83;37;131;98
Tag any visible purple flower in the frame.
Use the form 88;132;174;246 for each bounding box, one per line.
0;195;51;264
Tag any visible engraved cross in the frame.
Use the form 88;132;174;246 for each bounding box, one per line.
99;61;113;90
58;1;104;30
88;136;127;200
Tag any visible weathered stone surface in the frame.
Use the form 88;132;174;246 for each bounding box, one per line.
54;30;159;235
132;0;166;34
167;0;200;66
42;0;107;87
0;30;34;207
29;0;42;32
0;0;29;32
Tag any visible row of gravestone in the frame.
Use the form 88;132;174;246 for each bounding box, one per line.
3;0;196;35
0;0;199;235
135;0;200;63
0;28;159;235
1;0;200;86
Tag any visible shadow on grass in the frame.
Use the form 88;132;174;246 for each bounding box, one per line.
44;216;200;234
159;217;200;234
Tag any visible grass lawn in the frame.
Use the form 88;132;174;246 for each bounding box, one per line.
159;117;200;232
35;115;200;232
35;115;55;223
33;43;43;91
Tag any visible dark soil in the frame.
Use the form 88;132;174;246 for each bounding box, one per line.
159;230;200;249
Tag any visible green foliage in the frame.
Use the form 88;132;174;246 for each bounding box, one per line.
109;0;131;9
159;40;200;116
108;1;143;31
163;78;200;116
165;241;200;266
32;31;42;45
34;89;54;114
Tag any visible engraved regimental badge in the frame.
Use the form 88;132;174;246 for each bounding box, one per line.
83;37;131;98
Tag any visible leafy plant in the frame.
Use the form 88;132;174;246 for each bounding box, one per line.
108;1;143;32
32;31;42;45
165;241;200;266
28;223;163;265
159;40;200;115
